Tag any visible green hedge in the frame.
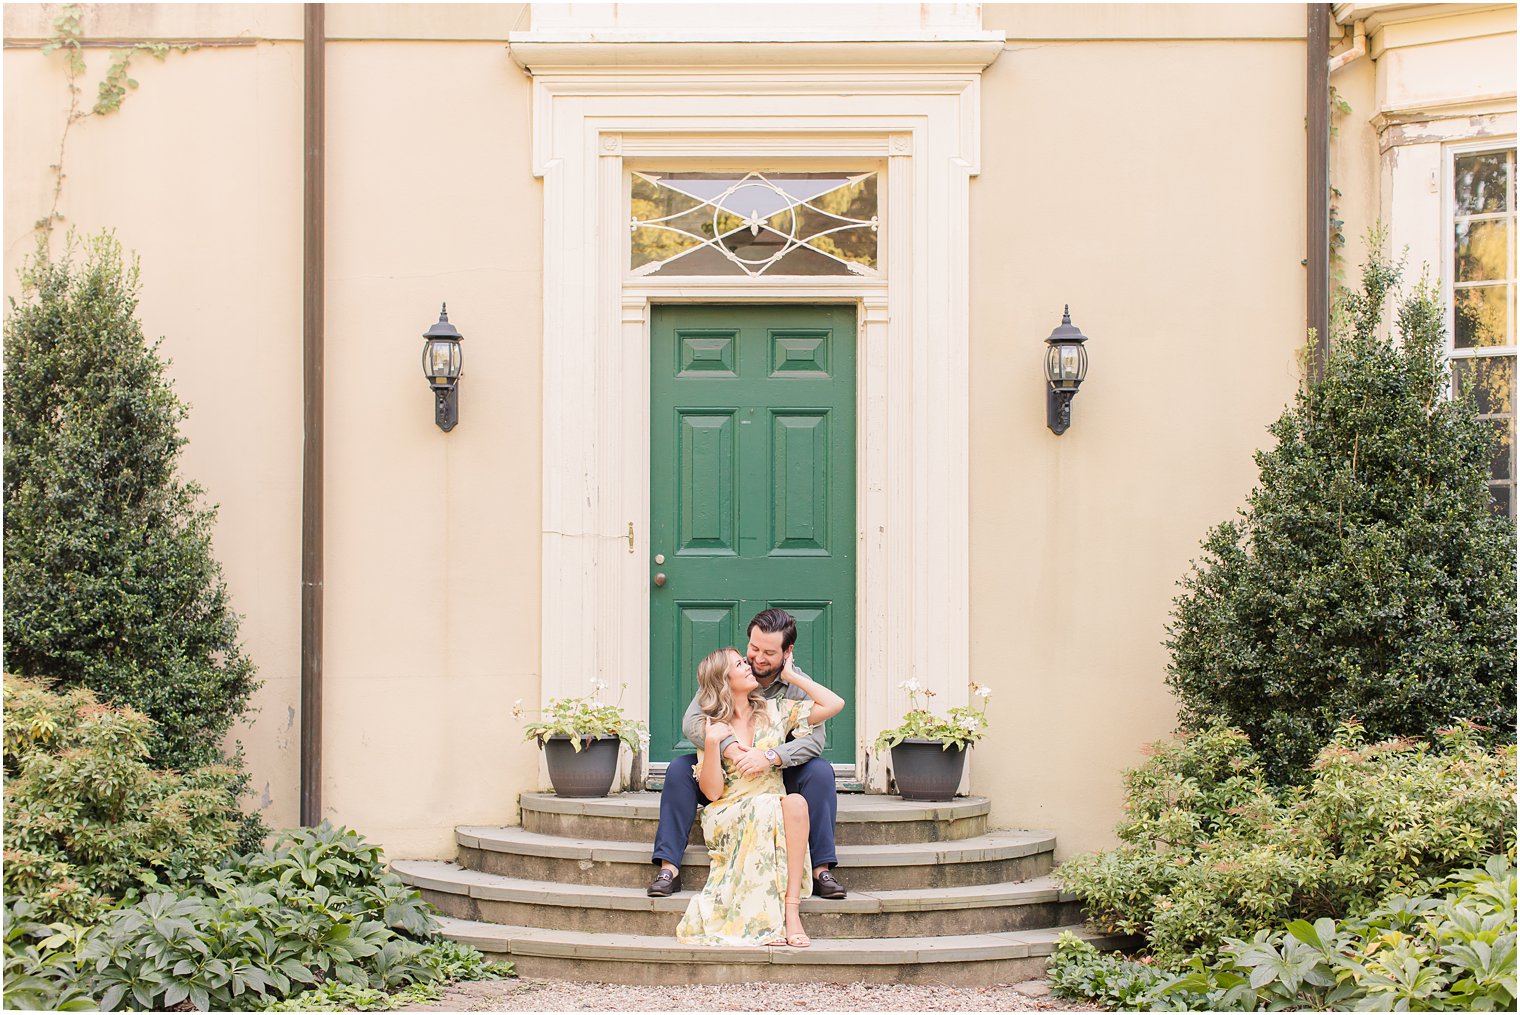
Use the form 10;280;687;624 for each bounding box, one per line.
1166;243;1516;783
3;234;260;831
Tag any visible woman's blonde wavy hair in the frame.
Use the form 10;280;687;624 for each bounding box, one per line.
694;646;767;726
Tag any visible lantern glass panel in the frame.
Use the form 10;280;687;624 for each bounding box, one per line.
425;339;461;382
1047;343;1086;390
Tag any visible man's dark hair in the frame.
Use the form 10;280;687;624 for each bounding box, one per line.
748;608;797;651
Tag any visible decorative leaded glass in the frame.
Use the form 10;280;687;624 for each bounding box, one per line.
630;171;879;277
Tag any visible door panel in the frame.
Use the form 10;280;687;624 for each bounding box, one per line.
678;412;737;554
650;305;856;764
669;602;741;754
772;412;830;554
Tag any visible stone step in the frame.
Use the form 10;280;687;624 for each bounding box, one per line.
519;791;991;845
394;860;1085;938
455;826;1055;892
434;914;1124;985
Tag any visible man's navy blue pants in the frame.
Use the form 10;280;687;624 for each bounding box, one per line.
651;754;839;870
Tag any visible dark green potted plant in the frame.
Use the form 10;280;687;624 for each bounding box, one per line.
517;682;648;798
873;680;992;801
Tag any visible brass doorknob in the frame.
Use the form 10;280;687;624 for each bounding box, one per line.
653;573;667;587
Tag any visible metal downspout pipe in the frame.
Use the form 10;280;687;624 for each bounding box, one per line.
301;2;326;827
1308;3;1332;378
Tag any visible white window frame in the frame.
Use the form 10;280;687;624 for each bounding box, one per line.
1442;138;1517;513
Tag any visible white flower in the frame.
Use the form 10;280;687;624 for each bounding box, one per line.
964;716;981;731
975;684;993;699
898;678;921;692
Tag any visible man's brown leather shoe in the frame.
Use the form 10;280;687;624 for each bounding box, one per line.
647;868;682;897
812;869;847;899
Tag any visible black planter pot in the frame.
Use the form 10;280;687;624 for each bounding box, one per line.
889;738;968;801
542;735;621;798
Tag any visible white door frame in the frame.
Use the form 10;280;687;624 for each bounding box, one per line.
518;50;998;791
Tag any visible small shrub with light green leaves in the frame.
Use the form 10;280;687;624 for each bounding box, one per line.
1;823;511;1012
2;674;244;924
1056;721;1516;963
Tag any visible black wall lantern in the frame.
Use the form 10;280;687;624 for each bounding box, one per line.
421;304;463;432
1043;305;1089;435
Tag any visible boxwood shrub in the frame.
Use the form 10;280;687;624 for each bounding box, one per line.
1165;243;1516;783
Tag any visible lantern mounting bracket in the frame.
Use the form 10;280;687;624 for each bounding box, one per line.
421;303;464;432
1042;305;1089;436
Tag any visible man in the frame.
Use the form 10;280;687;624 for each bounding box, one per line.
646;607;847;900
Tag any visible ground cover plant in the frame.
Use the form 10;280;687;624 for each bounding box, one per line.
1052;855;1516;1011
1166;243;1516;784
2;823;511;1012
3;233;261;846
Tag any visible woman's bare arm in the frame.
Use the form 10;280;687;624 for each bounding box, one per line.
780;663;845;725
698;721;730;801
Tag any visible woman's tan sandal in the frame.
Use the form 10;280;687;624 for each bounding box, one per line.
783;899;811;948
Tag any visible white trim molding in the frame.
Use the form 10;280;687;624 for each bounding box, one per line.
520;32;1001;792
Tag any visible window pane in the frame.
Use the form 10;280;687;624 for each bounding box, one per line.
1489;484;1512;518
1455;152;1509;214
1487;417;1515;481
1452;355;1515;416
1454;285;1511;348
1455;220;1509;282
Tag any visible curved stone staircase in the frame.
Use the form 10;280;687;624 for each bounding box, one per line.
392;792;1119;985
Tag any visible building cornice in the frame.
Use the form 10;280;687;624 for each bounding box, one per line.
508;36;1006;73
1332;2;1514;33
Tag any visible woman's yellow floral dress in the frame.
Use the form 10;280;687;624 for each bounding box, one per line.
675;698;814;945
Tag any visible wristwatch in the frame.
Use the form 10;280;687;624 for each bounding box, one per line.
765;748;780;766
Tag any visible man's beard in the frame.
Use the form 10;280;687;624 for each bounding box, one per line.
750;658;781;681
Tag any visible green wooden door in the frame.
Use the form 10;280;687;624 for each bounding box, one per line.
649;304;856;765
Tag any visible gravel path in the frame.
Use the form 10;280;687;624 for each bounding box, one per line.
400;977;1097;1012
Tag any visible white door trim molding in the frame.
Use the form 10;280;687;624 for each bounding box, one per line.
522;52;996;791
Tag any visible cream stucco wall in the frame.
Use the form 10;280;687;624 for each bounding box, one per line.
319;34;540;857
972;4;1308;858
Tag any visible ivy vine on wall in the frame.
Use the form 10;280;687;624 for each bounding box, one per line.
35;4;196;252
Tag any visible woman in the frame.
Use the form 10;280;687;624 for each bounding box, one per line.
674;646;846;948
